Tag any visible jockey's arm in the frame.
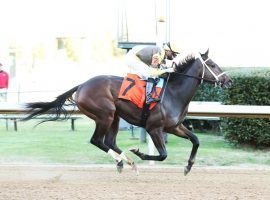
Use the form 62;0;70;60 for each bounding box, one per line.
125;47;174;78
125;54;151;78
149;67;174;77
149;53;175;77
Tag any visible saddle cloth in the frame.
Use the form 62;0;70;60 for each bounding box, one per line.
118;73;164;110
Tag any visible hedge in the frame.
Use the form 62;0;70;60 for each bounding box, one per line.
193;83;225;102
193;67;270;148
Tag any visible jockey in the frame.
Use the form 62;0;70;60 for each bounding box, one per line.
125;43;179;104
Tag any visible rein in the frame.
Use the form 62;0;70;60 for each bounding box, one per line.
160;68;217;103
171;71;217;84
171;56;226;86
160;55;226;103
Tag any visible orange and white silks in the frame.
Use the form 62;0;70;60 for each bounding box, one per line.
118;73;163;110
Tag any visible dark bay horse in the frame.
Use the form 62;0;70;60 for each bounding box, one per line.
24;50;232;175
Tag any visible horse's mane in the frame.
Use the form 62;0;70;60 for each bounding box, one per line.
174;52;198;73
165;52;199;82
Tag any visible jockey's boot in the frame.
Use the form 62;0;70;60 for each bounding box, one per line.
146;78;160;104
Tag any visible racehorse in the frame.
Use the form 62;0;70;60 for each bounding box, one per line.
24;49;232;175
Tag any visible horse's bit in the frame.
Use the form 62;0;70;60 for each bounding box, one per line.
198;56;227;87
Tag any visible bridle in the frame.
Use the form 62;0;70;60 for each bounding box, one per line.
198;56;226;87
161;56;226;103
171;56;226;87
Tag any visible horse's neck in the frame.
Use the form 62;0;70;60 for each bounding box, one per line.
168;61;201;109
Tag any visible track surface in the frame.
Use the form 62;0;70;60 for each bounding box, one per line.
0;165;269;200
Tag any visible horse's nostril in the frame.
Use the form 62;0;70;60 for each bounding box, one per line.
226;80;233;88
222;79;233;89
229;80;233;87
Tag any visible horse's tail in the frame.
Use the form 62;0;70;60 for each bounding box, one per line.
23;85;80;122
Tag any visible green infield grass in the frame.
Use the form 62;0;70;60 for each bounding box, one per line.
0;117;269;167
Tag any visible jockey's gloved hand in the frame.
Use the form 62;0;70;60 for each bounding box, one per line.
159;64;167;69
164;59;174;68
163;68;174;73
149;68;165;77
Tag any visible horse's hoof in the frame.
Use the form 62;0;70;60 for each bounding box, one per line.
129;148;139;154
131;163;139;176
117;161;124;173
184;166;190;176
117;166;123;173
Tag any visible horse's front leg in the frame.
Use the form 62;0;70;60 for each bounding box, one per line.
166;124;200;175
130;128;167;161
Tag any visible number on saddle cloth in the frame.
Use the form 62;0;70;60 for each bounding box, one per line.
118;74;165;110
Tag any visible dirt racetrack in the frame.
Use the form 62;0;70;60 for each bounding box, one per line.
0;165;269;200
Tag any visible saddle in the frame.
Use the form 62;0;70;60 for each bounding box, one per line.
118;73;164;110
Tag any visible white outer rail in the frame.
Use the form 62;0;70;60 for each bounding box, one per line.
1;102;270;118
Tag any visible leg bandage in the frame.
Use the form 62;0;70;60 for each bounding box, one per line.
108;149;122;162
120;152;129;162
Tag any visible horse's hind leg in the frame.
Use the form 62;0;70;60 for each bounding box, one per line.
104;116;121;154
103;116;123;171
104;116;138;174
90;120;123;163
90;122;111;152
75;86;123;164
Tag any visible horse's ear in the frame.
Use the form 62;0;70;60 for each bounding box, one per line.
200;48;209;60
